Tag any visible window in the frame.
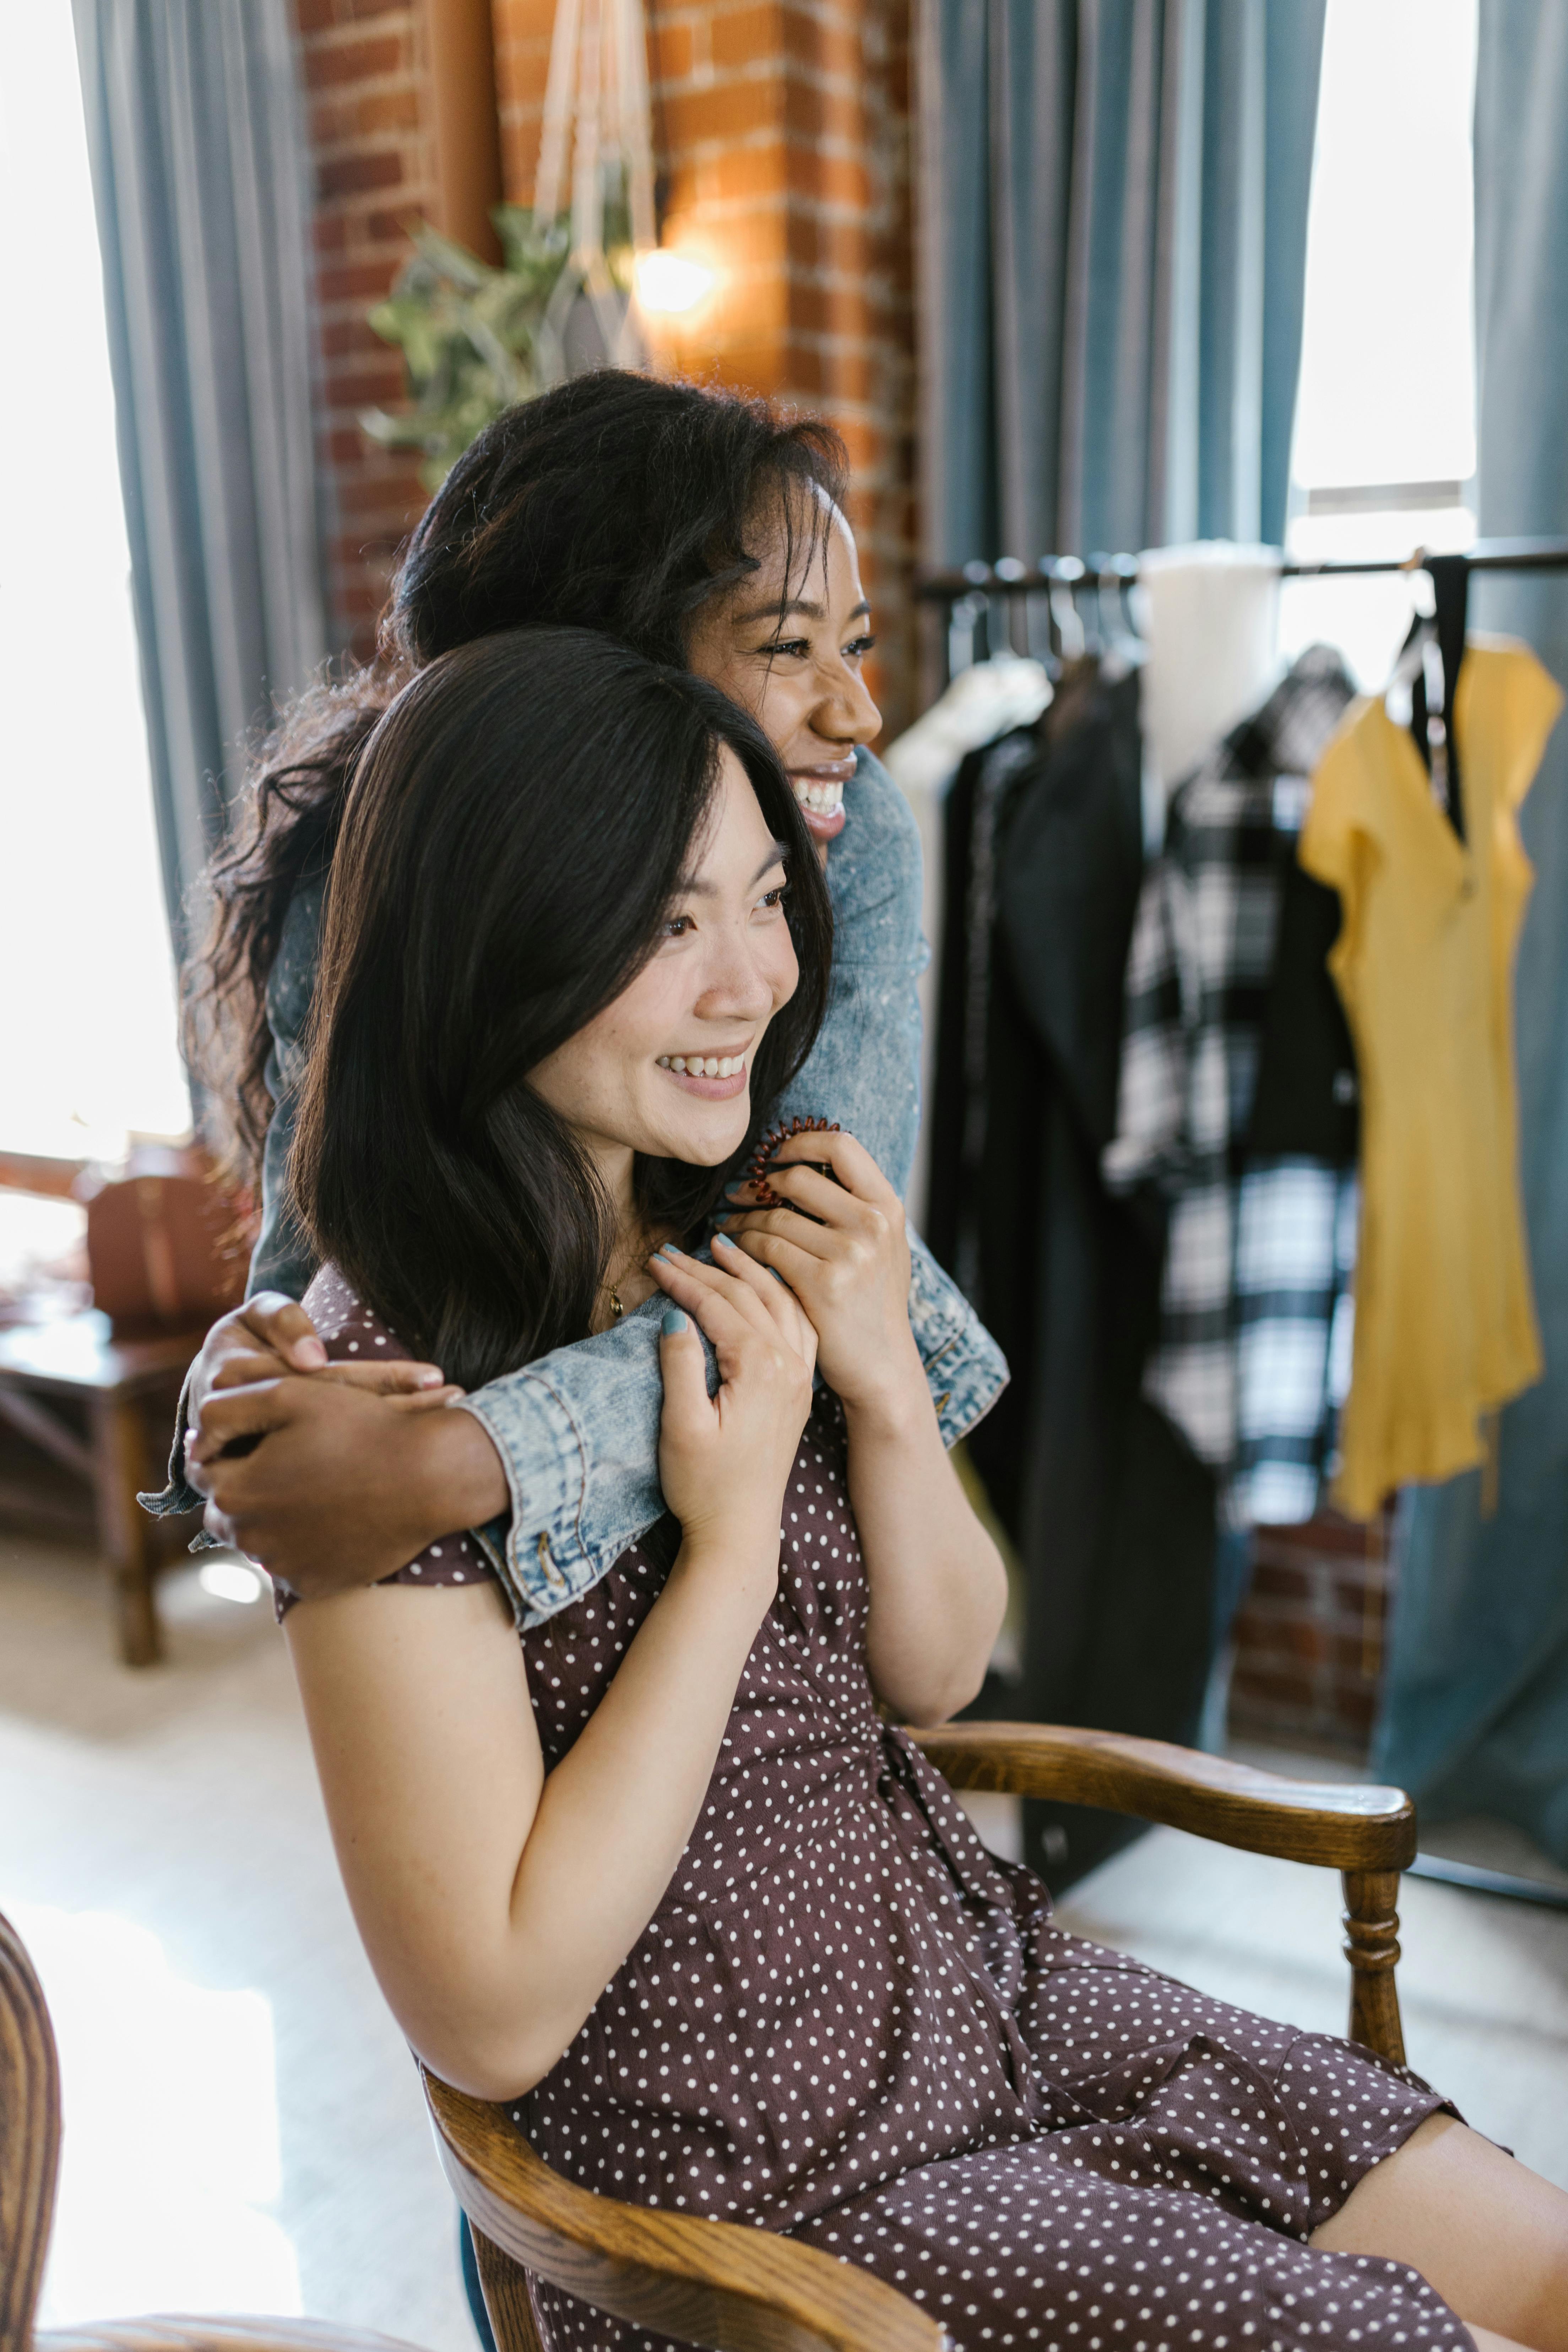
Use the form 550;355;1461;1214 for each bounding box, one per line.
0;7;190;1164
1279;0;1480;686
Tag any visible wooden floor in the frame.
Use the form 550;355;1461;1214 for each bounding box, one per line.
2;1526;1566;2350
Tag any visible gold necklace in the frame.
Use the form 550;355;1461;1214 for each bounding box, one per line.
601;1224;645;1322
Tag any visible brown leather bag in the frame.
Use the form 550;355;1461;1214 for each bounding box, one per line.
78;1146;251;1334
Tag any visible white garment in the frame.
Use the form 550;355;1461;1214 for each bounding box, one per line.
1135;543;1282;800
881;655;1054;798
883;656;1053;1224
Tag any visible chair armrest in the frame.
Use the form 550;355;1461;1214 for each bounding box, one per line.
424;2072;943;2352
909;1722;1416;1873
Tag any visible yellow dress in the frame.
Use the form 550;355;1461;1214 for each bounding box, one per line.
1299;637;1562;1519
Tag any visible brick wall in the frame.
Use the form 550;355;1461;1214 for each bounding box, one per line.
292;1;919;724
491;0;918;737
294;0;441;658
1228;1513;1395;1760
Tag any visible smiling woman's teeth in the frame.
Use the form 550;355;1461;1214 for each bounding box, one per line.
793;778;844;815
658;1055;745;1078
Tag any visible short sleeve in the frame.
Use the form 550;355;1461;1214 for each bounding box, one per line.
283;1265;498;1606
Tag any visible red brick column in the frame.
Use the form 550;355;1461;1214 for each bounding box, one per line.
293;0;440;659
493;0;917;736
1229;1512;1396;1761
293;0;919;727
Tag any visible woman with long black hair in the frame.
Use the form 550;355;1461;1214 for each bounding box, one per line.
196;625;1568;2352
161;369;1003;1613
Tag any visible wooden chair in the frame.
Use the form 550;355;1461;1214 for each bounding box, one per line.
427;1723;1418;2352
0;1912;428;2352
0;1312;206;1666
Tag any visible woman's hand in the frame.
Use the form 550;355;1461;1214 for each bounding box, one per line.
718;1130;1006;1723
716;1128;922;1427
188;1292;445;1415
649;1240;817;1584
184;1373;505;1590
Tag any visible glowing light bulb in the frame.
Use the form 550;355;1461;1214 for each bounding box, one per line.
634;248;716;316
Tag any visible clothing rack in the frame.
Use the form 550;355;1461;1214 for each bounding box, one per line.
917;537;1568;691
920;535;1568;1911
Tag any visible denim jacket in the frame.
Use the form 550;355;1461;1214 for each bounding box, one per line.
148;747;1008;1625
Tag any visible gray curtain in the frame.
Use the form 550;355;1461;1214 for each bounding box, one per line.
1374;1;1568;1863
916;0;1326;568
72;0;330;953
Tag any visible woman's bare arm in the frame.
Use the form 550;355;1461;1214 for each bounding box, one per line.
282;1266;815;2103
288;1531;766;2100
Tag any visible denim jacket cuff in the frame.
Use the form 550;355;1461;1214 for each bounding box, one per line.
907;1231;1009;1446
136;1365;222;1549
455;1379;605;1627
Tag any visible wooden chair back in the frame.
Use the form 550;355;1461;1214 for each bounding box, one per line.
0;1909;61;2352
78;1149;248;1338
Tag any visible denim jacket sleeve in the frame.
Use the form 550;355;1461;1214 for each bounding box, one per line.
144;749;1008;1619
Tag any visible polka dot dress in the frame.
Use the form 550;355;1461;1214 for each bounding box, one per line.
304;1269;1470;2352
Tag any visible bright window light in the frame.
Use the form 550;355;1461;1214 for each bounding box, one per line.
1281;0;1479;685
634;248;715;316
0;9;191;1164
1292;0;1478;494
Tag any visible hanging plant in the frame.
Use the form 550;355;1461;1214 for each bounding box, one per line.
359;207;575;490
362;0;658;489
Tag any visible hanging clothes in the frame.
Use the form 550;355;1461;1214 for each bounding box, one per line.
929;666;1217;1891
1228;841;1363;1526
1231;1160;1358;1528
1299;638;1562;1518
883;657;1054;1228
1104;648;1357;1506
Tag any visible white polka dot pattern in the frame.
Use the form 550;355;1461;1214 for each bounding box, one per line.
302;1267;1465;2351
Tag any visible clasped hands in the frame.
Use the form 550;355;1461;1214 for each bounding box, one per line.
650;1126;924;1434
181;1125;921;1594
180;1300;496;1593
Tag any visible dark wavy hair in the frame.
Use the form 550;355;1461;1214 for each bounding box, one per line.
188;371;847;1195
290;627;832;1396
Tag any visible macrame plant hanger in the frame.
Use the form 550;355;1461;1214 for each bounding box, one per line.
533;0;657;384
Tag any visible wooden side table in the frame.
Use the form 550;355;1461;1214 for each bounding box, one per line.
0;1309;204;1665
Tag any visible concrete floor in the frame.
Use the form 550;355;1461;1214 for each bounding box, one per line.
3;1525;1566;2350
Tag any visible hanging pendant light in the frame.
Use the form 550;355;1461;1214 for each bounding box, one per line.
532;0;712;379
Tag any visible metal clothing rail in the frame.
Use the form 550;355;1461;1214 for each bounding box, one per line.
917;539;1568;692
916;536;1568;604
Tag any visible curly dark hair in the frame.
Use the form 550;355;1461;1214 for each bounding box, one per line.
185;370;847;1193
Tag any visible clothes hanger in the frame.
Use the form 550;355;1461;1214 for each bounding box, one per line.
1047;556;1089;663
1426;551;1470;842
1386;552;1469;841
